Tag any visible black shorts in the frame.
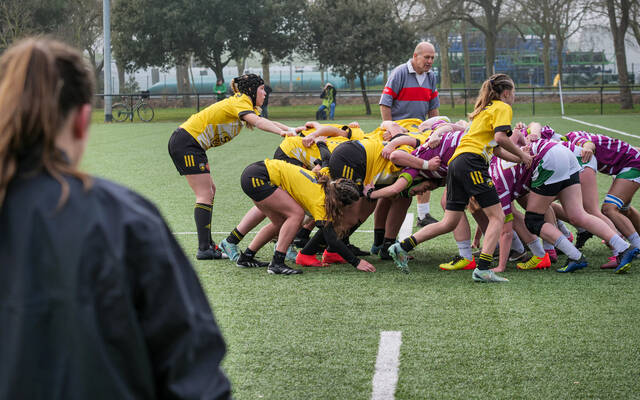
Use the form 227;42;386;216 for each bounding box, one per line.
273;147;305;167
328;141;367;187
446;153;500;211
168;128;210;175
241;161;278;202
531;171;580;196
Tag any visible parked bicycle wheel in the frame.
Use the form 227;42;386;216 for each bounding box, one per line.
137;103;154;122
112;103;130;122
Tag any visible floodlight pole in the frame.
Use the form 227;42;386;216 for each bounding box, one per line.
103;0;113;122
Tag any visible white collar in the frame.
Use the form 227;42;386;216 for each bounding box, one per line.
406;60;417;74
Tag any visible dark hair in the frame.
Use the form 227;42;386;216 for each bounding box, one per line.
468;73;514;120
0;37;95;208
317;174;360;235
230;74;264;106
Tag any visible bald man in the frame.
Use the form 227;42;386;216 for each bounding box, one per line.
379;42;441;228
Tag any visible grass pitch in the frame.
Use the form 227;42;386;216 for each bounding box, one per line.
84;112;640;399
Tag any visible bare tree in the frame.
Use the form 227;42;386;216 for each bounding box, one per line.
514;0;589;86
606;0;634;108
459;0;512;78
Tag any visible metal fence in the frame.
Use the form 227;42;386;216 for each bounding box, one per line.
96;85;640;120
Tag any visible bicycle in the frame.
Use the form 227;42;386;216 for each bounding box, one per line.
112;90;155;122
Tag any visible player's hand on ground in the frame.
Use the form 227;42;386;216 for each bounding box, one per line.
356;259;376;272
348;121;360;128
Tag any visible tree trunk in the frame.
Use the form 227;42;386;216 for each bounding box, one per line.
261;50;271;85
320;67;325;87
359;71;371;115
542;34;551;86
555;37;564;84
607;0;633;109
461;22;472;88
383;64;388;85
116;59;126;93
235;56;246;77
176;63;191;107
485;31;496;78
436;31;451;89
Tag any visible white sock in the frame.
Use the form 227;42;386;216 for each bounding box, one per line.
609;234;630;254
557;220;571;238
417;202;430;219
511;232;525;253
543;241;554;251
456;240;473;260
527;239;546;258
627;232;640;249
554;236;582;260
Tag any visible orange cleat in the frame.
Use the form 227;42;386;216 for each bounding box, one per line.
322;249;347;264
295;252;328;267
517;253;551;270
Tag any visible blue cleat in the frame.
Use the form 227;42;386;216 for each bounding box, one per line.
220;238;240;261
388;243;410;274
615;247;639;274
556;255;588;273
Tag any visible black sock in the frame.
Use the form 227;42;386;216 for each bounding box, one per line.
226;227;245;245
400;236;418;252
273;250;286;264
374;229;385;246
477;252;493;270
194;203;212;251
382;237;396;250
244;247;256;258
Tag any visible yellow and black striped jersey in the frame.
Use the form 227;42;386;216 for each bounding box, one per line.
180;93;258;150
278;136;350;169
264;159;327;221
451;100;512;163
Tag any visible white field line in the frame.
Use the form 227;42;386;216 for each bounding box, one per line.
562;116;640;140
371;331;403;400
398;212;414;240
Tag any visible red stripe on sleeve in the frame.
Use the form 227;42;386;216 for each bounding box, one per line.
382;86;397;99
431;90;439;100
396;87;433;101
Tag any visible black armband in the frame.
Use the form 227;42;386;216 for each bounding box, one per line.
495;125;512;137
365;187;375;201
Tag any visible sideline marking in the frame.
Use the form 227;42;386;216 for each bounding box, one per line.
372;331;402;400
398;212;414;240
562;116;640;140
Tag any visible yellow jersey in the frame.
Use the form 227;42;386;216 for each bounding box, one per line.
300;124;366;141
264;159;327;221
180;93;258;150
366;118;431;143
278;136;350;169
360;139;413;185
451;100;512;163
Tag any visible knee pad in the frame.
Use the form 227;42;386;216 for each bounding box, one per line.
603;194;624;210
524;211;545;236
